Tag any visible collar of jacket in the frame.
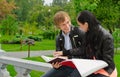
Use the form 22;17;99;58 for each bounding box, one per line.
59;25;74;36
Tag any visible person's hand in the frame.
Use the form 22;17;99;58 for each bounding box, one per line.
52;62;62;69
53;51;63;57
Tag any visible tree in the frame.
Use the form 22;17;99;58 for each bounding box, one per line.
27;1;45;27
73;0;99;15
112;28;120;53
52;0;68;7
0;15;18;35
22;21;37;35
14;0;44;21
0;0;16;20
94;0;120;33
72;0;100;25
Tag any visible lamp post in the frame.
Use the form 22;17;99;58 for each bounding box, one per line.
23;39;35;58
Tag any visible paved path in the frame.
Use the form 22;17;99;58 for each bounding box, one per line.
4;48;120;58
5;50;54;58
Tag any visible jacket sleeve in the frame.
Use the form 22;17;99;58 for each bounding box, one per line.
101;35;115;74
56;35;60;51
63;45;85;59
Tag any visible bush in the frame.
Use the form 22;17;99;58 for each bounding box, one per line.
42;30;55;40
9;38;21;44
112;28;120;50
27;35;42;41
1;39;9;44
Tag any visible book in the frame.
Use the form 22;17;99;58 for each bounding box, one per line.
41;55;65;63
41;55;76;68
72;59;108;77
41;55;108;77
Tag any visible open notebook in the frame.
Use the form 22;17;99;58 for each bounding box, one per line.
41;55;108;77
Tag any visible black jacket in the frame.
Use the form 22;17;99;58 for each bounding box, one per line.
56;26;85;59
85;26;115;74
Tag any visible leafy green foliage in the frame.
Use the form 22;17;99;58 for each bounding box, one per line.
42;30;55;40
27;35;42;41
0;0;119;39
112;28;120;52
73;0;100;14
52;0;68;7
0;15;18;35
14;0;44;21
94;0;120;33
0;0;120;51
0;0;16;20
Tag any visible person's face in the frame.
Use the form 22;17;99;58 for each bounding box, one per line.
58;17;71;34
77;21;88;32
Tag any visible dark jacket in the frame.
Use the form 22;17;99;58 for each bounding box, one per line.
56;26;85;59
85;26;115;75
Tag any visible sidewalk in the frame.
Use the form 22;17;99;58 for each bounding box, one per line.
5;50;54;58
5;48;120;58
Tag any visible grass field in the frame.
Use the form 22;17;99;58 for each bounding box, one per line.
114;54;120;76
6;54;120;77
1;39;55;51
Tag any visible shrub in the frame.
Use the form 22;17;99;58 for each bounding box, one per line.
9;38;21;44
42;30;55;40
27;35;42;41
1;39;9;44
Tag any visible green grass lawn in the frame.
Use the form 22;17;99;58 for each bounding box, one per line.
114;54;120;76
7;54;120;77
1;39;55;52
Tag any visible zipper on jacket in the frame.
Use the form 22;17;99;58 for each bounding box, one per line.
72;37;77;48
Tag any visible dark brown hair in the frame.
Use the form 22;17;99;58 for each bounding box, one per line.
77;10;100;32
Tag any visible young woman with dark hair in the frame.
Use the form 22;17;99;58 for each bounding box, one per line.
77;10;117;77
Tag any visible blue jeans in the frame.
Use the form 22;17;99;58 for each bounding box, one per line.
42;66;81;77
